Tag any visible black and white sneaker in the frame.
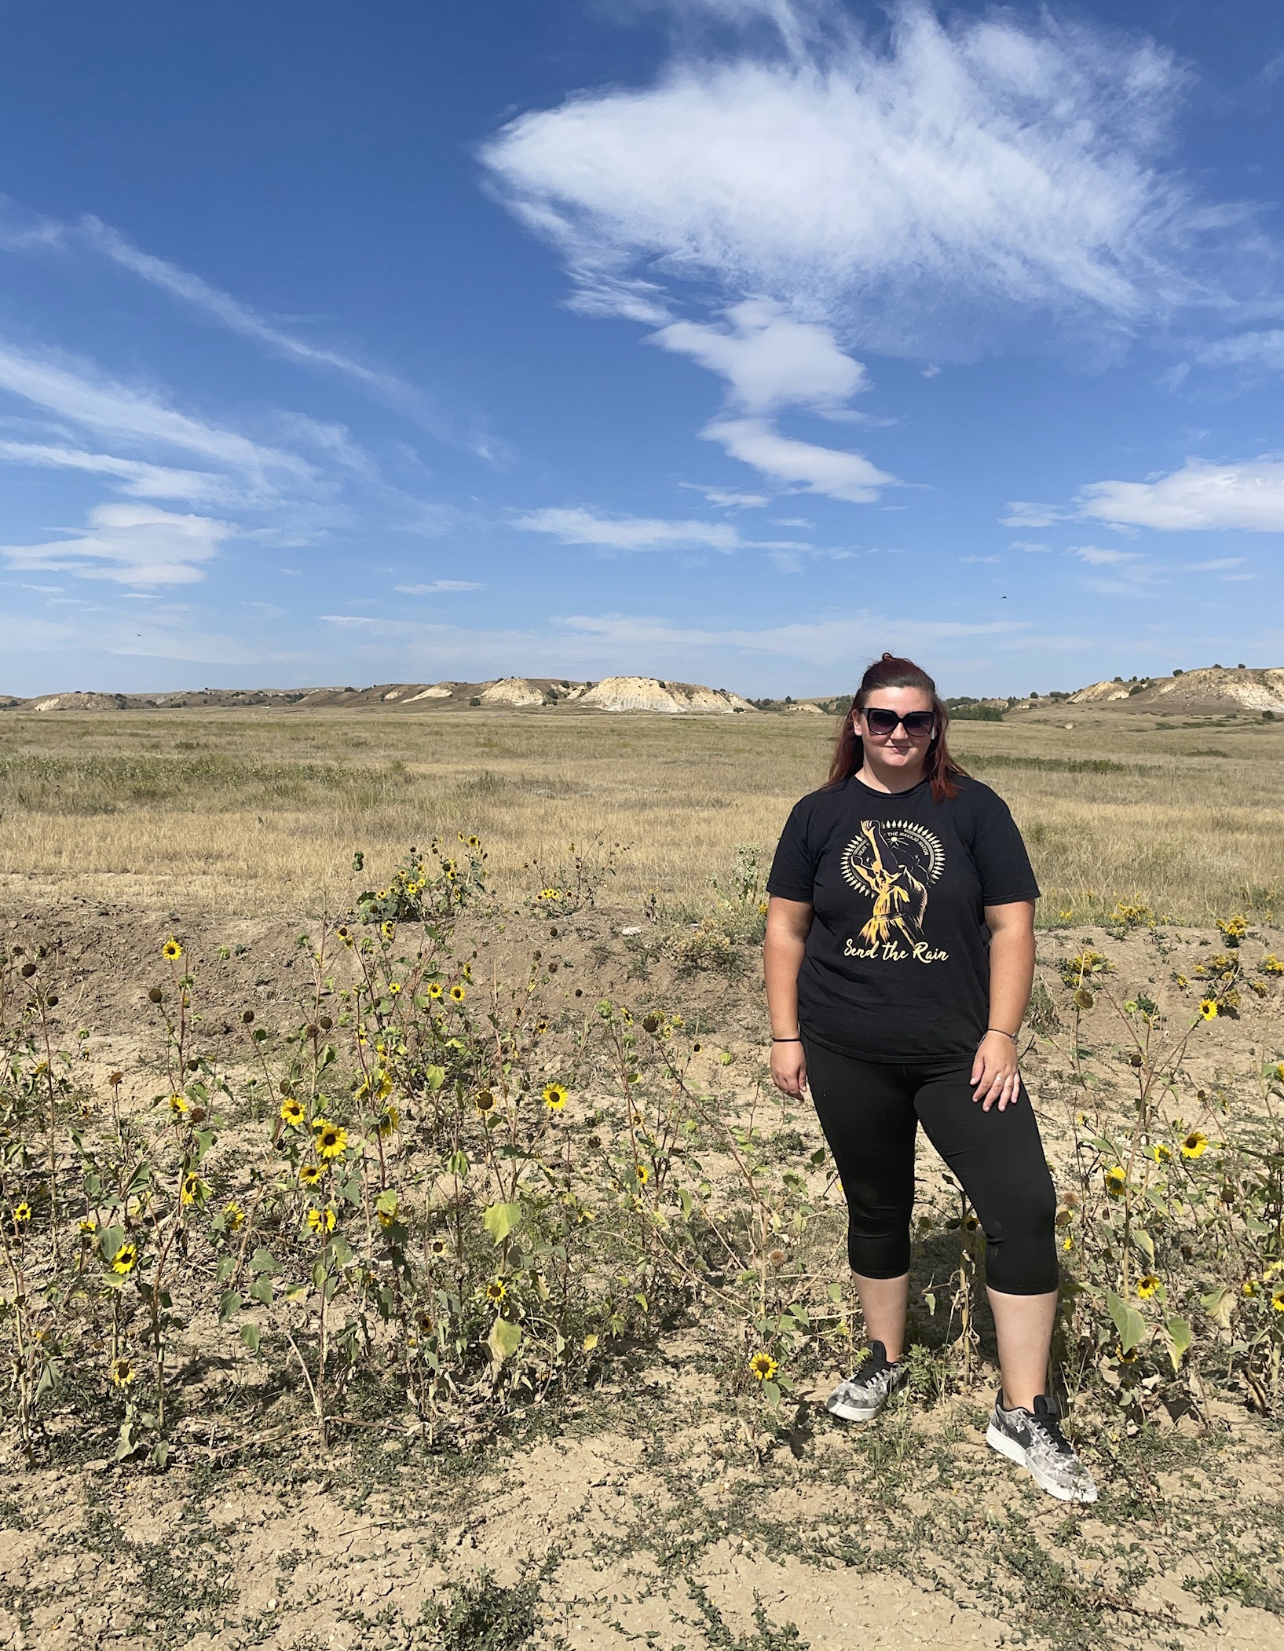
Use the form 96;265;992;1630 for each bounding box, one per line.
986;1393;1098;1503
825;1341;908;1422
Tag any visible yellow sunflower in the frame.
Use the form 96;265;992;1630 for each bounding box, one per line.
162;937;183;961
110;1356;136;1387
111;1242;139;1276
280;1096;305;1127
1105;1165;1127;1196
299;1164;322;1187
475;1090;496;1116
1272;1289;1284;1314
427;982;443;1001
306;1206;337;1234
749;1351;779;1382
180;1172;204;1206
542;1082;568;1111
315;1122;348;1161
223;1202;245;1231
485;1278;507;1303
12;1202;31;1224
635;1163;650;1186
1198;999;1218;1021
1181;1131;1209;1159
1137;1275;1161;1299
449;984;466;1004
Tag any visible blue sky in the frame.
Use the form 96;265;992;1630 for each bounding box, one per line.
1;0;1283;698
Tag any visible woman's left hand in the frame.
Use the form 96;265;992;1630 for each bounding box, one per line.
971;1031;1021;1112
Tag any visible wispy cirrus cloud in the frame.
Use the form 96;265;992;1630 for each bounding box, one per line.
482;1;1216;503
512;506;744;552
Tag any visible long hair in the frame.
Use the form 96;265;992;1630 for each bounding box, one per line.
826;652;967;803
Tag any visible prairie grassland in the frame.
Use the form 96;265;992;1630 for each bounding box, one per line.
0;704;1279;921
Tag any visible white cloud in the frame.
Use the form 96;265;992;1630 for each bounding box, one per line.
1010;540;1052;552
512;506;743;552
0;440;233;505
1079;456;1284;531
703;417;892;502
394;580;483;594
679;483;771;507
1194;330;1284;371
1001;502;1067;528
0;504;231;586
650;300;867;412
0;340;309;487
1071;544;1140;565
960;554;1000;564
483;2;1199;354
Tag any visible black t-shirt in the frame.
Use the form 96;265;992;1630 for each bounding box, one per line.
766;774;1039;1063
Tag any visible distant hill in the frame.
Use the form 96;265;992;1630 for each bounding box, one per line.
2;675;758;716
1061;665;1284;716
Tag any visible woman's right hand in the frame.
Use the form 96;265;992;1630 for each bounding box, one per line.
770;1040;808;1097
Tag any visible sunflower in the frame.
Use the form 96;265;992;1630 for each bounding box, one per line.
1105;1165;1127;1196
11;1201;31;1225
1137;1274;1161;1299
466;834;481;848
634;1163;650;1186
1272;1289;1284;1314
388;981;402;996
378;1105;399;1138
168;1094;188;1117
78;1218;97;1238
223;1202;245;1231
299;1164;322;1187
1198;999;1218;1021
1181;1131;1209;1159
534;1020;548;1036
377;1197;398;1231
485;1278;507;1303
749;1351;779;1382
429;1235;449;1257
180;1172;204;1206
449;984;466;1004
316;1122;348;1161
1151;1142;1173;1163
1116;1344;1139;1365
306;1206;337;1234
427;982;443;1001
381;921;396;941
538;888;561;902
110;1356;136;1387
162;937;183;961
475;1090;496;1116
542;1082;568;1111
1242;1279;1260;1298
111;1242;139;1276
280;1096;305;1127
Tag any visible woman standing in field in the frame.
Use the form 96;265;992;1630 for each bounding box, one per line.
764;653;1096;1504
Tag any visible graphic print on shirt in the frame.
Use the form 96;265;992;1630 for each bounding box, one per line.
839;819;948;960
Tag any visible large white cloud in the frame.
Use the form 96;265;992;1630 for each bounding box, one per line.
483;2;1193;347
703;417;892;501
482;0;1199;502
0;503;232;585
1079;456;1284;532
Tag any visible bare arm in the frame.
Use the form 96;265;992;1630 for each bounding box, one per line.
764;895;813;1097
971;899;1036;1112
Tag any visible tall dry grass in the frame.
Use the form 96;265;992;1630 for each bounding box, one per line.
0;705;1279;921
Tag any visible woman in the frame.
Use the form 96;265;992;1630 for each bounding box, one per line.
764;653;1095;1504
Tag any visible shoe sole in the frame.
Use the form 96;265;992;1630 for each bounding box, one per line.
985;1422;1098;1503
826;1396;882;1422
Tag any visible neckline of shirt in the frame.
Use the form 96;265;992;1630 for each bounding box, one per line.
847;772;931;801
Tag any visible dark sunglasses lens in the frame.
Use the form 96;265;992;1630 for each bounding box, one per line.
865;709;899;734
903;713;935;736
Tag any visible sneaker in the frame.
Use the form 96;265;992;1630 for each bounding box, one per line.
986;1393;1098;1503
825;1341;908;1422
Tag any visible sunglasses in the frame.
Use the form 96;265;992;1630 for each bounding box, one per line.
861;708;936;739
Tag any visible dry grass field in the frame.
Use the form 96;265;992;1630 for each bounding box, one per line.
1;704;1283;1651
0;703;1280;923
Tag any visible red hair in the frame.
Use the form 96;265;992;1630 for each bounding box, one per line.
826;652;967;803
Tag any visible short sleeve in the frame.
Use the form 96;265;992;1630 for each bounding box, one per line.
766;797;818;903
966;785;1041;905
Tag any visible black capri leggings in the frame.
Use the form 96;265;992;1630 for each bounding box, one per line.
804;1039;1059;1296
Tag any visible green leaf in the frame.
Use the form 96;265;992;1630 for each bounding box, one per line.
329;1233;354;1268
1107;1290;1145;1354
483;1202;523;1245
425;1065;447;1092
217;1290;243;1324
677;1187;693;1218
486;1316;522;1364
249;1275;274;1307
1164;1316;1192;1372
1132;1230;1155;1263
249;1247;278;1275
215;1255;236;1283
1200;1285;1236;1329
239;1323;261;1354
446;1149;470;1178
